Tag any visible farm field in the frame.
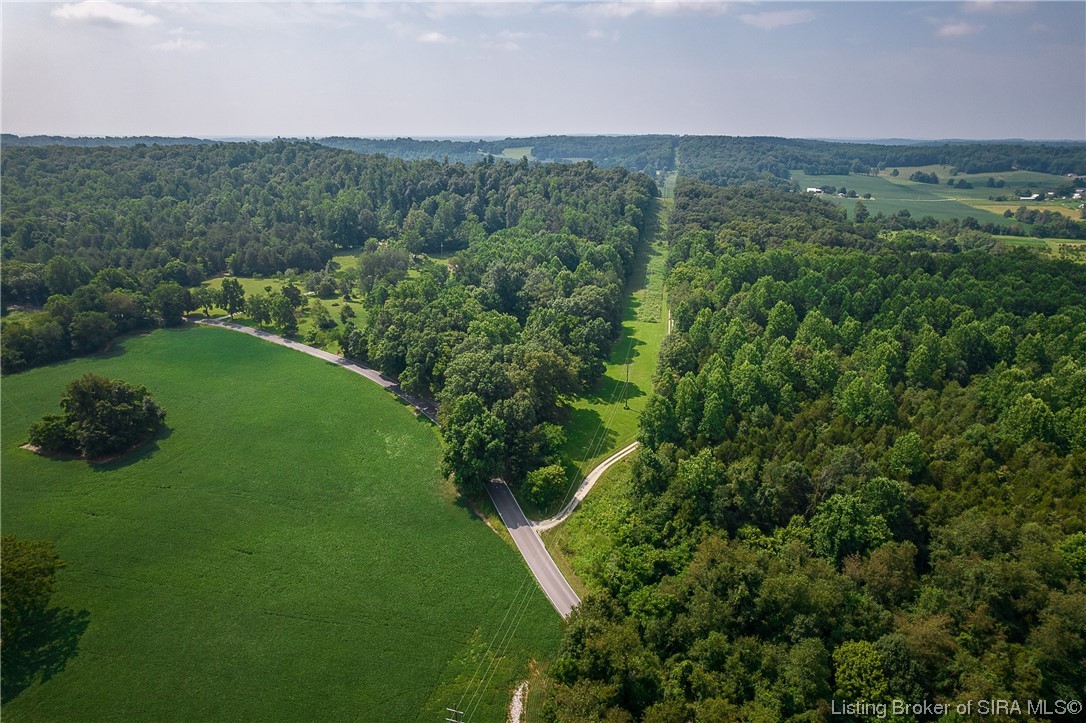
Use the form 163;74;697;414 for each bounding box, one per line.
500;146;535;160
792;171;1013;224
972;202;1082;219
793;165;1078;225
525;199;669;520
1;326;559;721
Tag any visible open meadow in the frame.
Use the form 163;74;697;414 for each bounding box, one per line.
792;171;1013;224
1;326;559;721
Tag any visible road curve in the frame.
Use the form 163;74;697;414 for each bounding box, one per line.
485;480;580;618
195;318;438;422
533;441;639;532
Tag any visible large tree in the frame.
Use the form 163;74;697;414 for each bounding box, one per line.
28;373;166;459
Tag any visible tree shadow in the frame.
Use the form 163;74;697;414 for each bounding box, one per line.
1;605;90;704
560;406;619;469
89;425;173;472
580;366;647;407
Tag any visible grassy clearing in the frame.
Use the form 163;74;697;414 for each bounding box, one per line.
1;327;559;721
540;456;635;597
501;147;535;161
199;276;366;353
330;250;361;269
993;235;1086;261
792;172;1012;225
523;199;669;521
973;202;1083;219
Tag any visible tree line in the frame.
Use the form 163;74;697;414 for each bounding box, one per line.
542;179;1086;720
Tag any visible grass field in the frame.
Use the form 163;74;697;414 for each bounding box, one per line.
524;199;669;521
1;327;559;721
792;171;1013;225
500;147;535;161
540;456;635;598
793;166;1079;227
972;202;1083;220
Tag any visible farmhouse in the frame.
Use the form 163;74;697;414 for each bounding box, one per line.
806;187;823;194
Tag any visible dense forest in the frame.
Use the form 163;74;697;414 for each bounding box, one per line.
542;179;1086;720
343;161;655;497
327;135;1086;182
8;134;1085;183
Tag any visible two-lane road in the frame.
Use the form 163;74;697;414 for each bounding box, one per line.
485;480;580;618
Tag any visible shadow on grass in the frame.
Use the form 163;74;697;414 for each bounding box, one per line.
1;605;91;704
89;425;173;473
579;369;646;407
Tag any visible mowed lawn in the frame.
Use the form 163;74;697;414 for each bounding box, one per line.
1;326;559;721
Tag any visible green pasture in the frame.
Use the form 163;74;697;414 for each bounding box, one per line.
793;171;1013;225
330;250;361;269
525;200;669;520
1;327;559;721
500;147;535;161
881;165;1070;191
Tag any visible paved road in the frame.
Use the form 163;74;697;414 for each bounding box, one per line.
485;479;580;618
533;441;639;532
195;318;438;422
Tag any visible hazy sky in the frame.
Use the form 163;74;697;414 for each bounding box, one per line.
3;1;1084;140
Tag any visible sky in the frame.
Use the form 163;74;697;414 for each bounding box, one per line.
2;1;1084;140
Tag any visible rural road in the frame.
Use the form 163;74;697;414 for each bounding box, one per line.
533;441;639;532
485;479;581;618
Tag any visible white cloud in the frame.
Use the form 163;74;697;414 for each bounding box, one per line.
52;1;161;27
417;31;455;43
739;9;815;31
553;1;731;20
153;37;207;52
934;20;984;37
964;1;1035;15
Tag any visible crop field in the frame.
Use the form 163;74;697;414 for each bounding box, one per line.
1;327;559;721
793;166;1078;226
526;200;669;520
792;172;1012;224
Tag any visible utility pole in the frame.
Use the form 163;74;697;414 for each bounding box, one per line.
445;708;464;723
623;356;631;410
